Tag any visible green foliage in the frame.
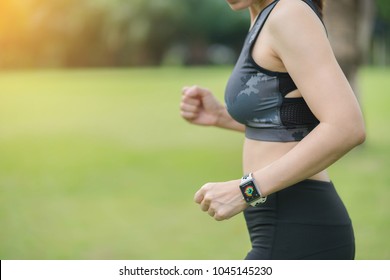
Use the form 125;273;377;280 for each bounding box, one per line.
0;0;247;68
2;0;389;68
0;66;389;259
376;0;390;22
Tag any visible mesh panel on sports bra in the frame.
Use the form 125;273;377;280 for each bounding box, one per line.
280;99;319;126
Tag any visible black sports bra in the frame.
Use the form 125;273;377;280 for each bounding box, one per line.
225;0;323;142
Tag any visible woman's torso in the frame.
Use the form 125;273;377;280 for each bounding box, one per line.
227;0;329;181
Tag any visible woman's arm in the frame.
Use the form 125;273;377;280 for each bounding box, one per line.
254;0;365;195
181;85;245;132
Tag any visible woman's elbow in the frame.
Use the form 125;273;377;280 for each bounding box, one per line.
348;119;366;148
355;124;366;146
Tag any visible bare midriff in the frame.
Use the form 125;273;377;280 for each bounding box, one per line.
243;138;330;182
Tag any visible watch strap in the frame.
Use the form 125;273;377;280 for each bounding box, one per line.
240;173;267;206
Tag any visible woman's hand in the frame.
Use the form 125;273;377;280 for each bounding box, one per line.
180;85;245;132
194;179;248;221
180;86;224;127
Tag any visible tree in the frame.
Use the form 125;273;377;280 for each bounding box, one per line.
324;0;376;98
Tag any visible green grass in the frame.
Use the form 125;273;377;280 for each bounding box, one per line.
0;66;389;259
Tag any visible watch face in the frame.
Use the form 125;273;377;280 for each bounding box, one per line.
240;181;260;202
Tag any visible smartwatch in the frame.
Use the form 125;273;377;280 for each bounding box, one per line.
239;173;267;206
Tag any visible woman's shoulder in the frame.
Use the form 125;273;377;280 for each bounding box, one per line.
267;0;326;38
273;0;318;13
270;0;323;25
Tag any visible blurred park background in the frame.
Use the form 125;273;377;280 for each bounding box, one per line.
0;0;389;259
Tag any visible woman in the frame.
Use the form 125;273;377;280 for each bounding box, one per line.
180;0;365;259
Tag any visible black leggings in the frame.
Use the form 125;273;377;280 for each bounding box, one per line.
244;180;355;260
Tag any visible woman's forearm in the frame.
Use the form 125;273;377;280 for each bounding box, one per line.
253;121;366;196
215;106;245;132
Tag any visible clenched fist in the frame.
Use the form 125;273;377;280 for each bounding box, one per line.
194;179;248;221
180;86;224;127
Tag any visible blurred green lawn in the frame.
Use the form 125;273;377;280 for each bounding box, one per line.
0;67;389;260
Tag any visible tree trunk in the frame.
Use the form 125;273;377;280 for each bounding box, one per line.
324;0;375;99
